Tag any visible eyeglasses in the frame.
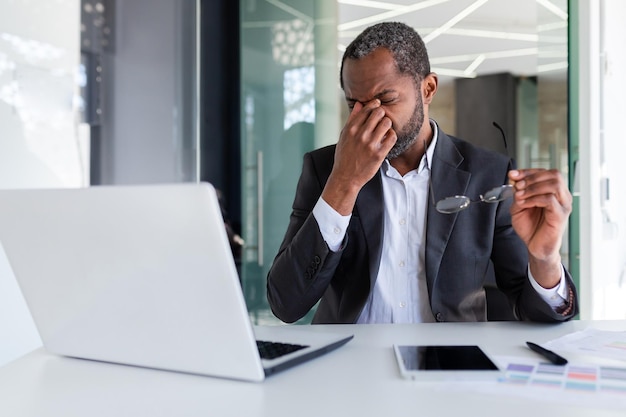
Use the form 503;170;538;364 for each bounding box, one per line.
427;122;514;214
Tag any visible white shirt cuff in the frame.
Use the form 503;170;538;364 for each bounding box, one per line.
527;264;569;309
312;197;351;252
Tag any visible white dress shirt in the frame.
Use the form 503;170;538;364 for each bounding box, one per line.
312;122;569;323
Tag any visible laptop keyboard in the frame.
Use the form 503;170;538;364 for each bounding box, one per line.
256;340;309;360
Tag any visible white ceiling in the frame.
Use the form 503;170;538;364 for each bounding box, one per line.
337;0;569;83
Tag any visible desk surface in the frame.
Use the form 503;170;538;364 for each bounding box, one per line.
1;320;625;417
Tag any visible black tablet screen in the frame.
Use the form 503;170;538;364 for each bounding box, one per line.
397;345;499;371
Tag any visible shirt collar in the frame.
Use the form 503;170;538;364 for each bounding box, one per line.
421;119;438;172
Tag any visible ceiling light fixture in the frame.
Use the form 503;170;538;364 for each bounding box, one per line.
535;0;568;21
337;0;451;31
537;61;568;73
538;21;568;32
337;0;403;11
266;0;313;24
422;27;537;42
431;67;476;78
538;50;567;58
430;48;538;65
464;54;485;76
423;0;489;43
339;27;541;43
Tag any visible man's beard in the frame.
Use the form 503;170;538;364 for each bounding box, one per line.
386;92;424;160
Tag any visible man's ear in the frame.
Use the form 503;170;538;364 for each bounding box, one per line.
422;72;438;105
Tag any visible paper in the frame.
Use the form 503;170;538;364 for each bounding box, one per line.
544;327;626;362
440;356;626;411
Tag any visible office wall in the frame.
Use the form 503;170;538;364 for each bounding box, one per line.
0;0;82;366
94;0;198;185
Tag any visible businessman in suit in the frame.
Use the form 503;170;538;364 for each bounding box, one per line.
266;22;578;324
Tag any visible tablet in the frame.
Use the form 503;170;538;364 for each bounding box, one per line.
393;345;502;380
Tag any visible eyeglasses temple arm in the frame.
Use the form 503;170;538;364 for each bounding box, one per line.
492;120;518;169
492;121;508;153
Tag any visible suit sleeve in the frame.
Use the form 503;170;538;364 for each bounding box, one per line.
266;152;344;323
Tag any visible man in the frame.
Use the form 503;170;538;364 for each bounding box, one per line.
266;22;577;324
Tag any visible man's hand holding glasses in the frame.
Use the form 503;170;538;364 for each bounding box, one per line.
508;167;572;289
428;121;572;290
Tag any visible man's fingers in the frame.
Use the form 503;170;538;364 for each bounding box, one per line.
344;99;392;149
349;101;363;116
379;126;397;153
511;169;568;195
373;116;393;141
510;169;572;213
348;99;380;120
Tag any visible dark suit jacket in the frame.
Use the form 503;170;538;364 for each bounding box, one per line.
266;129;578;324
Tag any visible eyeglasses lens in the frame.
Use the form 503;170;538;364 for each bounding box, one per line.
480;184;514;203
436;196;471;214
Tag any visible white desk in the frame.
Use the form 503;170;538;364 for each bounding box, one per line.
1;320;625;417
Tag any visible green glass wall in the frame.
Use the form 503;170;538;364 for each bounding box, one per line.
240;1;339;324
238;0;575;322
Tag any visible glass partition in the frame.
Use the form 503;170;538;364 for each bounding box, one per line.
239;0;572;323
0;0;82;366
240;0;339;324
536;0;572;274
0;0;85;189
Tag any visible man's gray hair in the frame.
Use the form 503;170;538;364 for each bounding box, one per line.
340;22;430;89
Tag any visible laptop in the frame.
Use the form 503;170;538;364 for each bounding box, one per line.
0;183;352;382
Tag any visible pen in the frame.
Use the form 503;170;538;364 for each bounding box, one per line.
526;341;568;365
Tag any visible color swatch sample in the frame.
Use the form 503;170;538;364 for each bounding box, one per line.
501;361;626;394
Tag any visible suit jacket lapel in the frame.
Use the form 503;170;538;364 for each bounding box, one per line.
426;132;471;295
355;172;384;291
